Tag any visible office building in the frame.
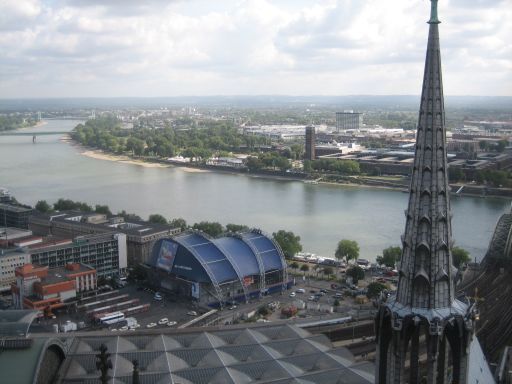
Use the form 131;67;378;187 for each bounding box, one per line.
0;248;31;292
305;125;316;161
336;111;362;131
29;212;180;264
28;232;127;278
0;202;34;229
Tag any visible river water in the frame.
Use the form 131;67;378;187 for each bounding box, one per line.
1;119;509;262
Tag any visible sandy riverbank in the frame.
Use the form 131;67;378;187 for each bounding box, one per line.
81;150;171;169
70;142;512;198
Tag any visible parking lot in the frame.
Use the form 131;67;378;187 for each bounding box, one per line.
25;269;388;335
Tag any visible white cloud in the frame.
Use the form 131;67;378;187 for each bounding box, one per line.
0;0;510;97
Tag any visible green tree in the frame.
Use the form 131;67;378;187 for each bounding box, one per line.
366;282;387;299
290;261;299;271
53;198;92;212
376;246;402;268
148;214;168;225
300;264;309;274
35;200;51;213
303;160;313;173
335;239;360;264
452;247;471;268
497;140;508;153
323;266;334;277
193;221;224;237
346;266;365;285
95;204;112;216
226;223;249;232
116;210;142;221
273;230;302;259
169;218;188;231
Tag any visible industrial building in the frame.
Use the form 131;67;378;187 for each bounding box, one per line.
147;230;289;307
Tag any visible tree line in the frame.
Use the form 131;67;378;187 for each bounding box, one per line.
71;116;269;161
0;114;38;131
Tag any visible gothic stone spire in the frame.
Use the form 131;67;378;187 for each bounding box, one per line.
375;2;475;383
396;0;454;310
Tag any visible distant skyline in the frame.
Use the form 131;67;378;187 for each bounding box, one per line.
1;0;511;98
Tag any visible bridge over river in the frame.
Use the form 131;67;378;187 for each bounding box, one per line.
0;131;69;136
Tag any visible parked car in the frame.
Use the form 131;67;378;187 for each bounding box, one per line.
146;323;157;328
167;321;177;327
289;292;296;298
295;288;305;294
187;311;198;316
158;318;169;325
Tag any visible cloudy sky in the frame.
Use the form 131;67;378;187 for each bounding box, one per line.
1;0;511;98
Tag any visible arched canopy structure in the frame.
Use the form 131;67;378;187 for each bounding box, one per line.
149;230;287;305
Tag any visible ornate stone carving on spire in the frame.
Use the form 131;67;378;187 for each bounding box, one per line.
375;2;476;383
396;0;452;311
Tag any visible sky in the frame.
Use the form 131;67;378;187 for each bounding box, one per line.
0;0;511;98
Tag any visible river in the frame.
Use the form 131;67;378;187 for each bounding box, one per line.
1;119;510;262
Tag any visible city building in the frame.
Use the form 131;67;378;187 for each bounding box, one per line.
375;2;492;383
147;229;289;307
336;111;362;131
28;232;127;278
0;202;34;229
0;248;30;292
29;212;180;264
0;227;37;247
11;263;97;311
305;125;316;161
0;187;11;203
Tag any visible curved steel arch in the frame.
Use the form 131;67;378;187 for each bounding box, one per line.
172;233;226;307
485;214;512;262
196;232;250;304
236;232;267;297
259;229;289;291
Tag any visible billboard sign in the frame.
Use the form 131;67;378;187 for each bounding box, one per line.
156;240;179;272
191;282;200;299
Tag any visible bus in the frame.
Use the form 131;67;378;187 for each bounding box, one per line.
99;312;125;325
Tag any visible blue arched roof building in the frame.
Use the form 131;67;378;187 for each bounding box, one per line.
149;230;288;306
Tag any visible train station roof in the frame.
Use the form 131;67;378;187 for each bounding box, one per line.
56;324;374;384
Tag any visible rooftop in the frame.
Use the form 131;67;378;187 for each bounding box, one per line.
0;202;33;213
57;324;374;384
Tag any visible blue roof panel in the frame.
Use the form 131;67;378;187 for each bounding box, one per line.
215;237;260;277
261;250;283;271
178;233;211;247
241;233;284;273
193;243;227;263
208;260;238;283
